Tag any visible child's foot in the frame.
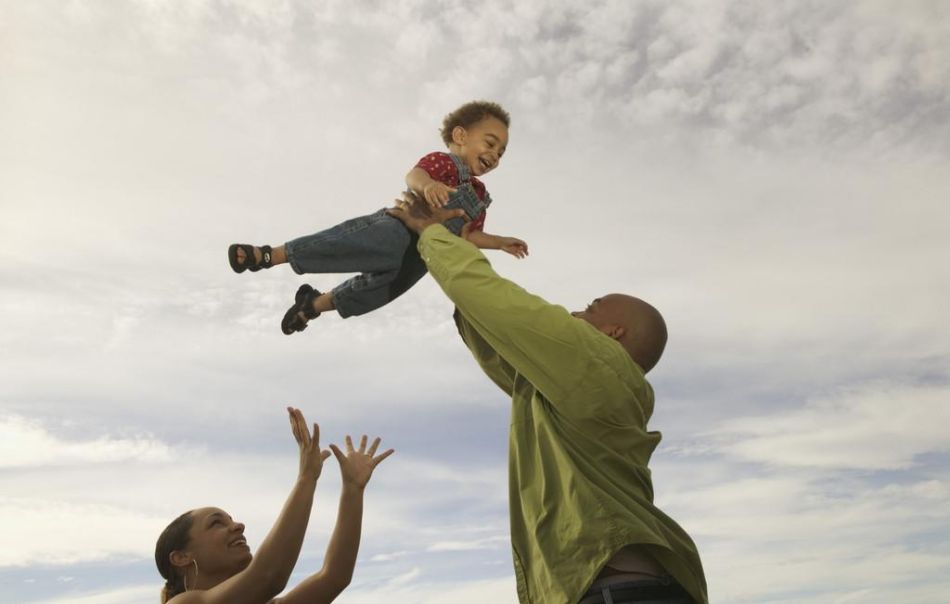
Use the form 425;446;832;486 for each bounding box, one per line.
228;244;275;273
281;284;323;335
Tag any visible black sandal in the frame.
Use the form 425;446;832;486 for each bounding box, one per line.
228;244;273;273
281;284;322;335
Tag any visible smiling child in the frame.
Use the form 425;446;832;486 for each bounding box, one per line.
227;100;528;335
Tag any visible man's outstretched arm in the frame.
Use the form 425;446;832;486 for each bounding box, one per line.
388;199;640;410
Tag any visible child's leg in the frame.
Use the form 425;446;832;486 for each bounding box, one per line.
330;245;429;318
279;210;427;333
232;245;289;268
281;255;427;334
284;209;412;276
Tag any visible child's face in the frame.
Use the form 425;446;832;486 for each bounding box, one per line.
451;116;509;177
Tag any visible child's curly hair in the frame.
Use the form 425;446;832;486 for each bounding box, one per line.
440;101;510;147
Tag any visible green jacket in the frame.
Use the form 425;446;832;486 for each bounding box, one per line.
419;225;708;604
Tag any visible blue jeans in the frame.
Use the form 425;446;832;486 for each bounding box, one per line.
283;193;488;319
284;209;425;318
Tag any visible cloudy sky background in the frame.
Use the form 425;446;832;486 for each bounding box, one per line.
2;0;949;602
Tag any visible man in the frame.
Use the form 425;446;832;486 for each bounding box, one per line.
388;198;708;604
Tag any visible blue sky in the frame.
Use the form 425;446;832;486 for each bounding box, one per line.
2;1;949;602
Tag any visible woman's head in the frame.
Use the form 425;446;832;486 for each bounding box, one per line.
155;507;251;602
155;510;194;602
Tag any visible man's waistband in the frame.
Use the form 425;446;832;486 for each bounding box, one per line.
579;573;693;604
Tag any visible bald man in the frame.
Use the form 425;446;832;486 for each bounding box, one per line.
389;199;707;604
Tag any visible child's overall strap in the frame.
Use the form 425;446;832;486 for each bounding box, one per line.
448;153;492;216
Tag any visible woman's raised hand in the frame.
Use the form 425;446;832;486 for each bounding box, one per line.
330;435;394;490
288;407;332;480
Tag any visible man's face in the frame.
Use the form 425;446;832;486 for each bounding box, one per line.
571;295;626;334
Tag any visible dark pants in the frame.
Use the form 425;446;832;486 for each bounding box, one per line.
578;575;694;604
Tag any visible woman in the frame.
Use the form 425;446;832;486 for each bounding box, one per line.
155;407;393;603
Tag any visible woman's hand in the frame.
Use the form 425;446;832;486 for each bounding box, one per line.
288;407;332;481
330;435;394;490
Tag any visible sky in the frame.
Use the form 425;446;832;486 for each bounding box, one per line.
1;0;949;602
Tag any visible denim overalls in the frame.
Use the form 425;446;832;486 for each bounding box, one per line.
284;153;491;318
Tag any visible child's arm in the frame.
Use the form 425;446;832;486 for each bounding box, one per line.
406;167;456;209
465;229;529;259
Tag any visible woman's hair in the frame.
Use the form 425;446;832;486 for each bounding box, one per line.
155;510;194;603
440;100;510;147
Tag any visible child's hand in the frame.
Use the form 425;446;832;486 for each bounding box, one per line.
330;435;394;490
288;407;332;481
423;182;457;208
500;237;529;259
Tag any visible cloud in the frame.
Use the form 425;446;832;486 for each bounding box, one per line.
342;575;516;604
28;585;159;604
0;498;162;567
427;535;509;552
0;415;175;468
28;576;520;604
709;381;950;470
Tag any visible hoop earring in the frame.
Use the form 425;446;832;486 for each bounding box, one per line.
183;559;199;592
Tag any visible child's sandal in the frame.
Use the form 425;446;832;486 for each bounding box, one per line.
228;244;274;273
281;284;322;335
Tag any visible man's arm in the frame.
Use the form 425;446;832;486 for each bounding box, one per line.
388;200;639;414
422;227;606;404
454;308;516;396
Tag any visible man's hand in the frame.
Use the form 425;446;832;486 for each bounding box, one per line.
387;192;467;235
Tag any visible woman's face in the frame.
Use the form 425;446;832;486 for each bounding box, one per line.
184;507;252;576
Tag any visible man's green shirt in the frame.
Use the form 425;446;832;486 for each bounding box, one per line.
419;225;708;604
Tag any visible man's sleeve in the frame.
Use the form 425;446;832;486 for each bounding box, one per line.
453;309;515;396
420;225;641;411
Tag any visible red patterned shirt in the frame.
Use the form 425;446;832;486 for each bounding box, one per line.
415;152;487;232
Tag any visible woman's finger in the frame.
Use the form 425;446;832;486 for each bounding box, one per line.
367;436;381;456
373;448;395;466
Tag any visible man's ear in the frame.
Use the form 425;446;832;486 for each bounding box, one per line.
606;325;626;340
451;125;467;145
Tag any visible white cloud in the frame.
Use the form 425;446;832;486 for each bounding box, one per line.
29;585;159;604
711;382;950;470
344;576;516;604
0;416;174;468
427;535;509;552
0;497;162;567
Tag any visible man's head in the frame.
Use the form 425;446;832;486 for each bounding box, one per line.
572;294;667;373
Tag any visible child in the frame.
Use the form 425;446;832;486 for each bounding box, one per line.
227;100;528;335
